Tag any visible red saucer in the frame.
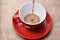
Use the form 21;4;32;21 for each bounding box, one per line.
12;10;52;39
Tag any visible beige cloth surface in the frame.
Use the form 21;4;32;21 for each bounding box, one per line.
0;0;60;40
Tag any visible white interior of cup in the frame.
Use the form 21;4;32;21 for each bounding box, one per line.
19;2;46;25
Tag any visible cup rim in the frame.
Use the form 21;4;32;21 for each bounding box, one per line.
19;2;46;25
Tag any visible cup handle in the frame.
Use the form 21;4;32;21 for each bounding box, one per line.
13;14;20;23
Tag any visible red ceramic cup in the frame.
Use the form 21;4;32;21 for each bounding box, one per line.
18;2;46;29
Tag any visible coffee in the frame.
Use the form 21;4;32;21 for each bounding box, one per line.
24;13;40;24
